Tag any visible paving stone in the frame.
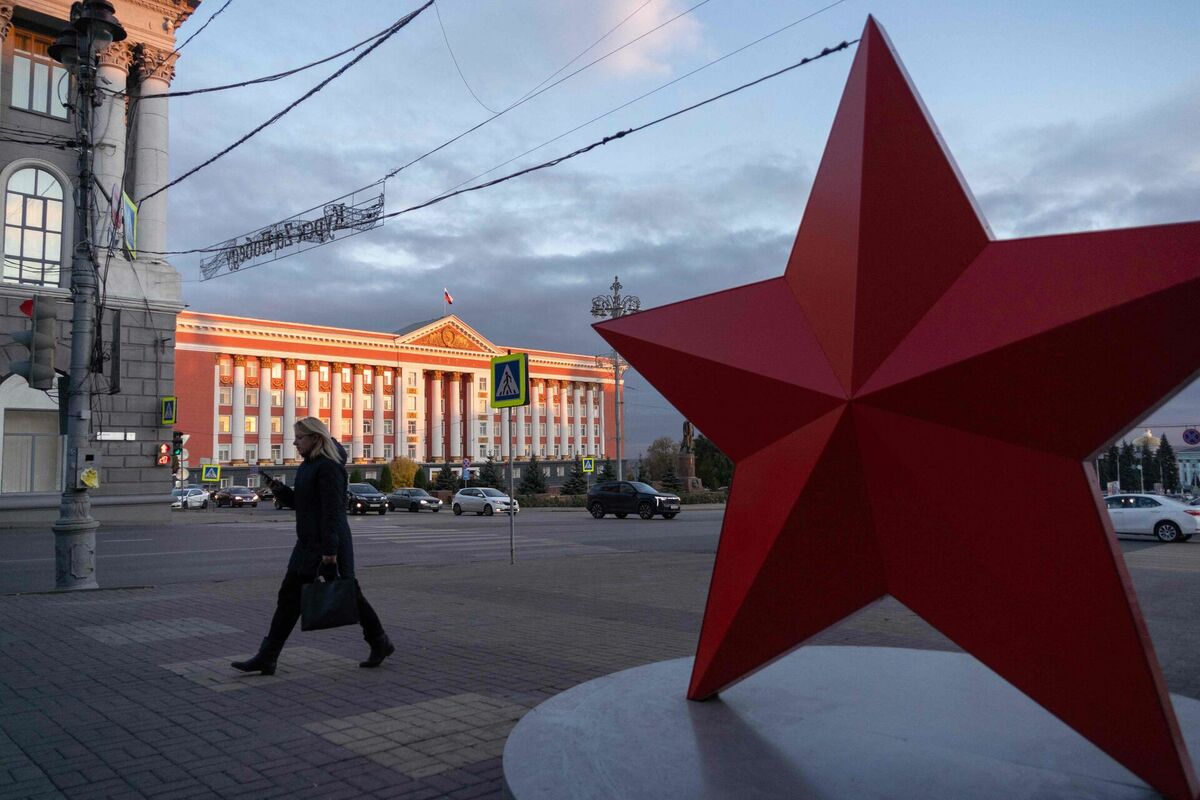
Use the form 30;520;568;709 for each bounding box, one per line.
77;618;240;645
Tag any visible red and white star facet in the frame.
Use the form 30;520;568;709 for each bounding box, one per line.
595;18;1200;800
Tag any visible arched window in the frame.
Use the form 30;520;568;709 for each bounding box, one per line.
3;167;64;286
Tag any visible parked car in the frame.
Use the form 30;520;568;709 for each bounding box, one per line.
348;483;388;515
214;486;260;508
1104;494;1199;542
255;484;274;501
170;487;209;510
587;481;681;520
451;487;519;516
387;487;443;512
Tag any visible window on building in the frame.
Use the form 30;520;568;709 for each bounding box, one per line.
341;394;352;410
218;386;232;405
272;362;282;380
296;363;307;381
319;365;329;382
384;420;394;435
384;444;394;459
383;395;393;411
246;473;260;488
409;396;417;411
271;390;283;407
217;444;231;463
319;415;330;429
478;399;487;413
220;476;232;488
1;409;61;492
319;392;330;409
364;367;373;383
245;445;258;463
407;445;416;459
557;466;566;477
341;367;351;384
383;371;392;386
514;468;522;478
364;444;373;459
479;422;487;436
296;390;308;408
539;423;547;436
245;388;258;407
408;371;417;386
218;415;230;433
408;421;417;435
3;167;63;286
363;419;373;435
219;359;232;379
270;445;282;463
246;360;259;379
363;395;373;411
245;417;257;434
594;424;600;436
270;417;281;434
10;30;68;118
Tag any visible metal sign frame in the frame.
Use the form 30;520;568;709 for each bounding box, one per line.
161;396;177;426
490;353;530;408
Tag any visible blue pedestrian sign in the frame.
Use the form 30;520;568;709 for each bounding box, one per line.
581;457;595;474
490;353;529;408
200;464;221;482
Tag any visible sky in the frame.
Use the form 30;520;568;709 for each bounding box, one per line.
162;0;1200;458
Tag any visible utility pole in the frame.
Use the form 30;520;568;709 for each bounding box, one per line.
48;1;127;590
591;277;639;481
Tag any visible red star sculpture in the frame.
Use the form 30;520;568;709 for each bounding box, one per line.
594;17;1200;800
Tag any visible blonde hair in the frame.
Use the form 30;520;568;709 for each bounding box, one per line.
294;417;342;463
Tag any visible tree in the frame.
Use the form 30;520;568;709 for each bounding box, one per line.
477;456;504;490
1118;441;1139;492
412;467;430;490
435;463;459;492
561;460;588;495
644;436;677;482
659;465;683;493
694;435;732;490
387;457;420;488
1157;435;1180;493
378;464;394;493
349;468;364;484
1096;444;1120;491
1138;440;1156;492
518;454;547;494
598;459;616;481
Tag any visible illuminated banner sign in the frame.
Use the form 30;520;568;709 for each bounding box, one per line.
200;183;384;280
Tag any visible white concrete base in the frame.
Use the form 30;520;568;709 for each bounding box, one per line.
503;646;1200;799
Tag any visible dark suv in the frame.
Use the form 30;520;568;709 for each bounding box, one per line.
347;483;388;515
587;481;681;520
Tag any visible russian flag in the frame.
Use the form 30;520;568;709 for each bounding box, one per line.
443;288;454;305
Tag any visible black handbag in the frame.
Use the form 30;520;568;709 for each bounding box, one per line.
301;567;361;631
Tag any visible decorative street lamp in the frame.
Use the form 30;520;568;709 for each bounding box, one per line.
591;277;639;481
49;0;126;590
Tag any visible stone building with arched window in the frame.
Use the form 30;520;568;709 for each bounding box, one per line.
0;1;199;525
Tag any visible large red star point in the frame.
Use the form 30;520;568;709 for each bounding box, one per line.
595;17;1200;800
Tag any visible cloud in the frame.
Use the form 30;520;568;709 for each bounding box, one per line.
601;0;706;78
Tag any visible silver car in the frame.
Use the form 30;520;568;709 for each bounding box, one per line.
1104;494;1199;542
451;487;520;516
170;487;209;510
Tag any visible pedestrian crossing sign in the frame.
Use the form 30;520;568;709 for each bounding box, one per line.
201;464;221;482
581;457;595;474
490;353;529;408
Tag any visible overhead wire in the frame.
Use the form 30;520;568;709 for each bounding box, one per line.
436;0;850;198
434;0;498;114
173;0;234;55
136;0;435;205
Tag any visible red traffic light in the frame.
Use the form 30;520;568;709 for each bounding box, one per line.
19;299;33;316
158;442;170;455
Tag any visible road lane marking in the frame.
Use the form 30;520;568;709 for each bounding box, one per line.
103;539;154;543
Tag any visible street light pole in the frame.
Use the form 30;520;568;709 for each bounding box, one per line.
49;0;126;590
591;277;639;481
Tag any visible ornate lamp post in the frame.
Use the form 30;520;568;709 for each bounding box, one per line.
48;0;127;590
591;277;639;481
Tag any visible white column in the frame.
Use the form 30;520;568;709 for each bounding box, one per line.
283;359;297;461
463;374;475;460
448;372;462;460
586;383;596;456
530;380;541;458
131;46;174;260
212;355;221;462
572;382;584;458
231;356;246;462
93;42;132;245
557;382;569;459
373;370;386;461
257;358;272;463
599;383;607;458
331;364;344;442
351;364;365;461
430;371;444;461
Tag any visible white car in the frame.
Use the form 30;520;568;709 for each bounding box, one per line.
1104;494;1199;543
451;487;519;516
170;487;209;510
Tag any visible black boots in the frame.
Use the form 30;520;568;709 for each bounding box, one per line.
231;638;283;675
360;634;395;668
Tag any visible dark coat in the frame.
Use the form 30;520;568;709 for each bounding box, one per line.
273;442;356;577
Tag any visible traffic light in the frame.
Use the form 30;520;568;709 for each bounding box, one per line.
171;432;184;458
156;442;170;466
10;296;56;389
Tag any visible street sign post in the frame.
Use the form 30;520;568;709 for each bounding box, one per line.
200;465;221;482
490;353;530;565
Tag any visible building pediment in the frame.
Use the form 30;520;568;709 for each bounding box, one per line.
397;316;496;353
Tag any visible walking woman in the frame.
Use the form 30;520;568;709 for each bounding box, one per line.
232;416;394;674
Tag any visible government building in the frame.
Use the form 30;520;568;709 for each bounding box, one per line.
174;311;620;488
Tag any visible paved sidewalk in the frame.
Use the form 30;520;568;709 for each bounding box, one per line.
1;547;1198;799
